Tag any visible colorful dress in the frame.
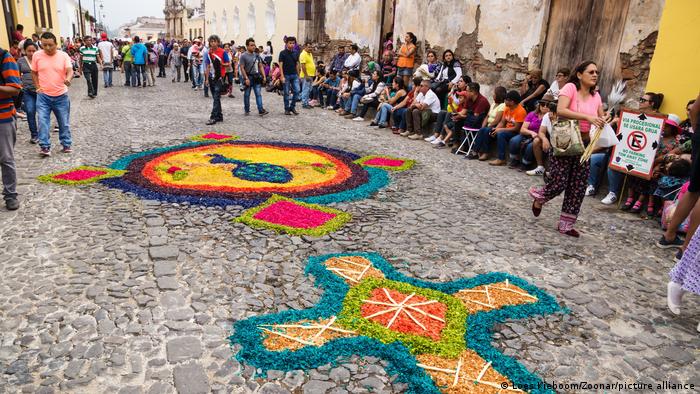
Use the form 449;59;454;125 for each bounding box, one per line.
670;231;700;295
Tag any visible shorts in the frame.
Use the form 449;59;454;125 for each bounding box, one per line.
397;67;413;76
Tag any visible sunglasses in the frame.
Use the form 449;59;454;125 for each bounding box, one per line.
639;97;649;103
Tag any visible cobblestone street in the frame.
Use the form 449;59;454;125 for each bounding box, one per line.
1;76;698;393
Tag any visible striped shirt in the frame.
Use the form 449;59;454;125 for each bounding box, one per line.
79;46;99;63
0;50;21;123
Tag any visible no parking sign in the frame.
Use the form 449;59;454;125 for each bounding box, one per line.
609;110;665;180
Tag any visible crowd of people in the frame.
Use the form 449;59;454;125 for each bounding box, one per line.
0;27;698;331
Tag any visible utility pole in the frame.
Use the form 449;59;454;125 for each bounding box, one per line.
78;0;84;37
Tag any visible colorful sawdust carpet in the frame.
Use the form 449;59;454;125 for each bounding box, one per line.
231;253;563;393
38;135;414;235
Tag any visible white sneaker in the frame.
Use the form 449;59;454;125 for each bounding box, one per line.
352;117;364;121
431;137;443;145
326;106;334;110
601;192;617;205
424;135;437;142
526;166;545;176
585;185;596;196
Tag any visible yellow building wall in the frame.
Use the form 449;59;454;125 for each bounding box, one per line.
0;8;7;49
646;0;700;116
205;0;297;48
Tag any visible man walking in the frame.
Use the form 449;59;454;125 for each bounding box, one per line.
30;32;74;157
203;35;230;125
239;38;268;117
299;42;316;109
121;40;132;86
97;33;115;88
130;36;148;88
156;39;166;77
0;43;22;210
180;39;190;83
278;36;300;115
79;36;102;98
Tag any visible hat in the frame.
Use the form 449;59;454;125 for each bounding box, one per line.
100;32;107;40
665;114;681;128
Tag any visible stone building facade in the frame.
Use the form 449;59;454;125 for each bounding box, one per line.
311;0;673;107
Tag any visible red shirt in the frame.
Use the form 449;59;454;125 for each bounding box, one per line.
463;93;490;115
206;47;229;78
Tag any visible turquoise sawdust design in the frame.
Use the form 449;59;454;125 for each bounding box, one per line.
230;252;564;393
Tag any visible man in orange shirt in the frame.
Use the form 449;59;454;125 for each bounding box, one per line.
489;90;526;166
31;32;74;157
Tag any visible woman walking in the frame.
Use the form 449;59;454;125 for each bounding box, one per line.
529;61;607;237
168;43;182;82
18;40;38;143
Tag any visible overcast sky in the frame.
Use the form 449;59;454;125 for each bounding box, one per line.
99;0;164;29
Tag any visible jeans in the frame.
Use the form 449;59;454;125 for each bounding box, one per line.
37;93;71;149
374;103;393;126
209;78;223;121
344;94;362;115
83;62;98;96
0;120;17;201
283;74;300;111
473;127;494;153
496;131;517;160
191;65;201;88
393;107;409;129
103;66;113;87
123;61;132;86
357;99;377;118
433;110;449;133
244;82;264;113
158;54;167;76
183;59;189;82
131;64;146;86
23;91;38;139
589;152;624;194
301;76;313;106
508;134;535;164
327;90;338;108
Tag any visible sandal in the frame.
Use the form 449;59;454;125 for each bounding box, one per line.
532;201;542;217
629;200;643;214
620;198;634;211
559;228;580;238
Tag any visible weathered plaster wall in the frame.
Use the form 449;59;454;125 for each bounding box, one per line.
323;0;382;54
620;0;665;52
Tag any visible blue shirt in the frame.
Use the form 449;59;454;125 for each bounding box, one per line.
130;43;147;65
324;76;340;87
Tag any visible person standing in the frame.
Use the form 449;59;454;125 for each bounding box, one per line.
30;32;74;157
529;60;607;237
239;38;269;117
79;36;102;98
279;36;300;115
18;41;39;143
156;39;166;77
203;35;230;125
168;43;182;82
180;39;190;83
397;33;417;88
0;43;22;210
97;32;115;88
130;36;148;88
121;40;132;86
299;42;316;109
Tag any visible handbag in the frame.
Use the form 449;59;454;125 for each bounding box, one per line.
551;119;584;157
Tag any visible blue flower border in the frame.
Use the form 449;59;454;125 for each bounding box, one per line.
101;140;389;208
229;252;563;394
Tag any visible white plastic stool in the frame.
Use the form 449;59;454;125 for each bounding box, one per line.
455;127;480;155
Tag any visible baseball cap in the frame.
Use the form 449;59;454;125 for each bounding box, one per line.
665;114;681;128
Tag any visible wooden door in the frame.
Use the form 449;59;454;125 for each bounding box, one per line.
2;0;15;47
541;0;630;96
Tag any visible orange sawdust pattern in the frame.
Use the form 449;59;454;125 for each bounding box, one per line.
260;317;356;351
323;256;385;285
361;288;447;341
453;281;538;314
416;350;524;393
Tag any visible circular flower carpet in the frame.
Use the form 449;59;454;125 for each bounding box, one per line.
39;134;415;236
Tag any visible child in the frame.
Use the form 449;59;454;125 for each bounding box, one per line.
655;159;691;203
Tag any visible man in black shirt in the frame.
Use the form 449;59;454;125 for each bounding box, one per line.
278;36;300;115
180;40;190;83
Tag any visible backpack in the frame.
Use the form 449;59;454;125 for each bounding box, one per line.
148;51;158;64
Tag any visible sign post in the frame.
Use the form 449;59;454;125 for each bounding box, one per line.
608;110;666;180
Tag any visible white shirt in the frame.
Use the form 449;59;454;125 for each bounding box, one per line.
546;80;561;100
416;89;441;114
97;41;114;63
344;52;361;70
540;112;554;134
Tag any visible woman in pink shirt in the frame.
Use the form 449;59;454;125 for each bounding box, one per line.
529;60;607;237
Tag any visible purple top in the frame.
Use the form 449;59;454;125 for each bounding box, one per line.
525;111;543;134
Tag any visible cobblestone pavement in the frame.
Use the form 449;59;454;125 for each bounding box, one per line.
1;75;698;394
